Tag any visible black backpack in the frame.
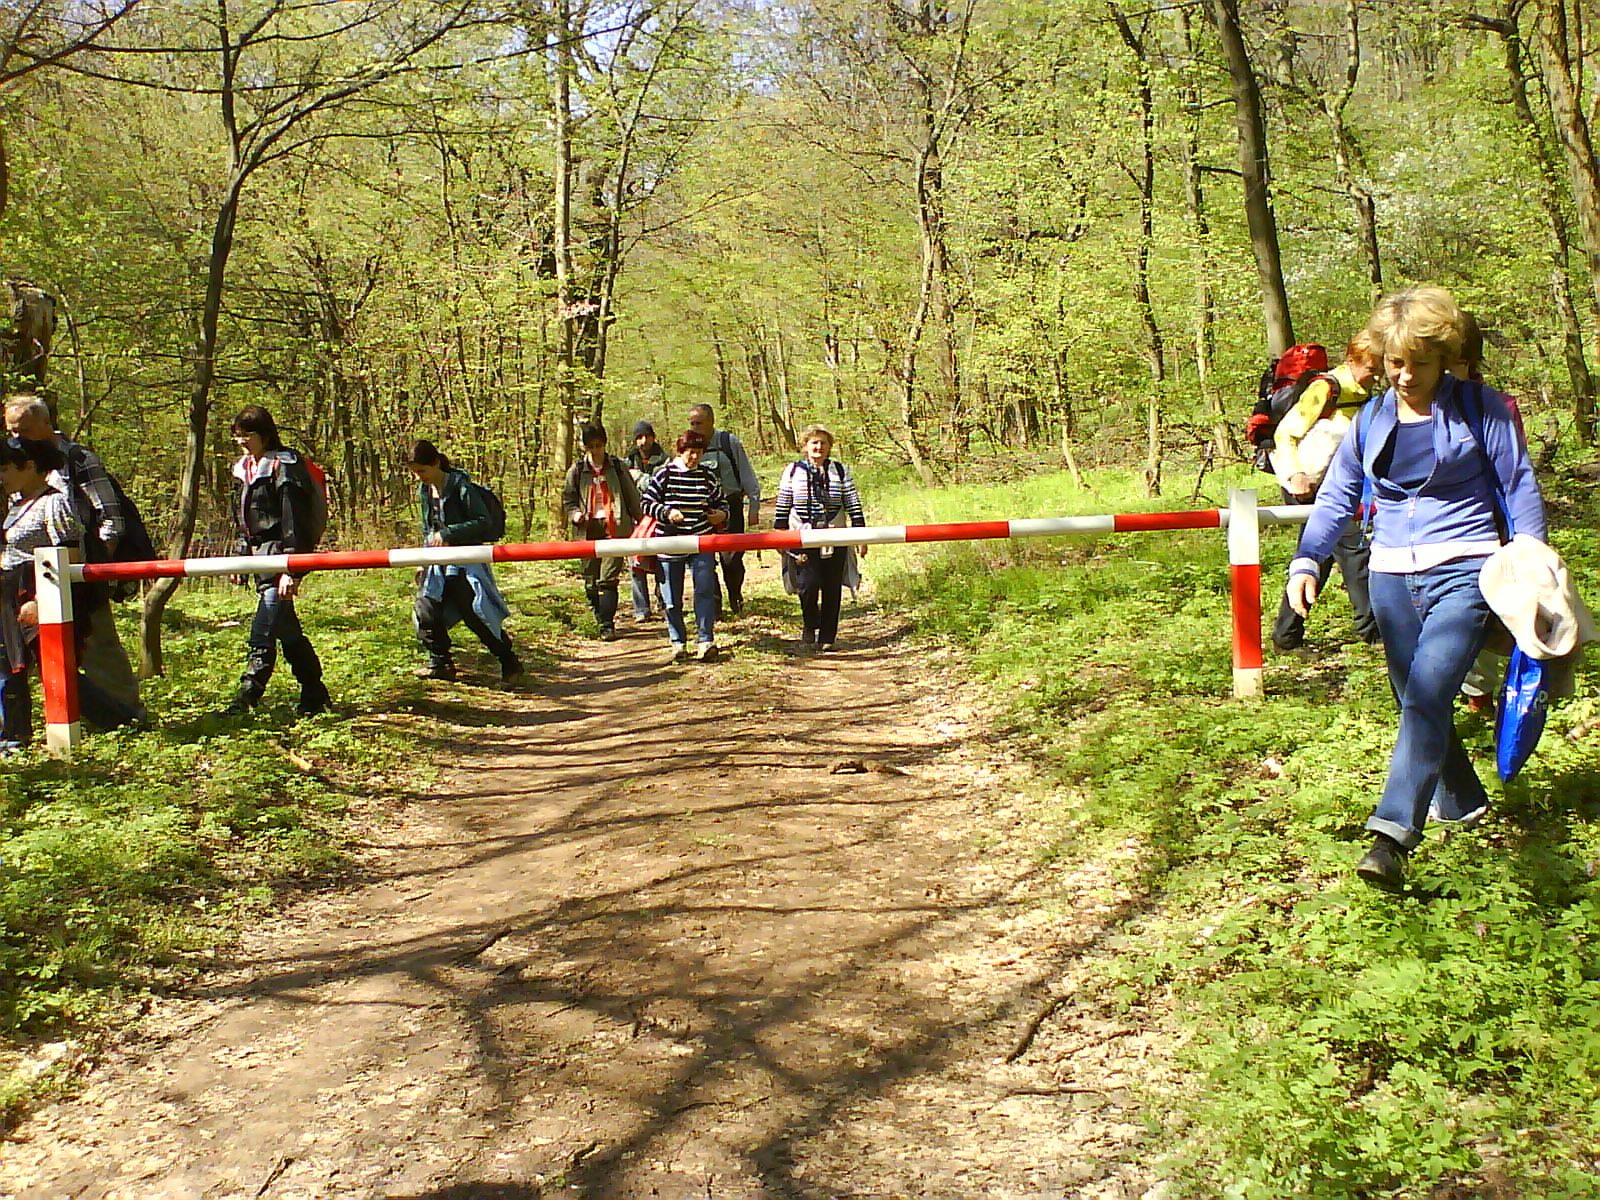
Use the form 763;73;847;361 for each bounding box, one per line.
64;444;157;600
467;479;507;542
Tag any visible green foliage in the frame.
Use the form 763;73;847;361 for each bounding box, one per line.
873;468;1600;1196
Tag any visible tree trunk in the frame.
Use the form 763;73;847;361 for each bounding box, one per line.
1491;2;1598;440
1173;7;1230;463
1110;6;1166;495
1324;0;1382;295
1207;0;1295;355
550;0;579;478
139;173;244;676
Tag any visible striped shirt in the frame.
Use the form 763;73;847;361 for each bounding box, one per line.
640;461;727;537
773;459;865;531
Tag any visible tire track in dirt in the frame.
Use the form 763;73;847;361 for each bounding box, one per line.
0;585;1166;1199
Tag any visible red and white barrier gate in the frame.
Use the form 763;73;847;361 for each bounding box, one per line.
34;489;1311;754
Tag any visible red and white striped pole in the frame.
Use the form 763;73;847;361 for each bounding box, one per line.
37;497;1302;754
1228;488;1264;699
33;546;81;755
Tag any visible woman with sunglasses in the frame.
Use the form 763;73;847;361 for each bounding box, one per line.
220;406;331;718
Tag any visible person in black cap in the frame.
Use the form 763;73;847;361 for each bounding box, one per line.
624;420;668;621
625;420;667;477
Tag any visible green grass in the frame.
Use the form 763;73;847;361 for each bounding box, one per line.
870;464;1600;1198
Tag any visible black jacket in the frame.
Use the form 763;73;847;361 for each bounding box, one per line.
233;450;318;556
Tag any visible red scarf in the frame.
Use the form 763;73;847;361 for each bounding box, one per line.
584;458;618;538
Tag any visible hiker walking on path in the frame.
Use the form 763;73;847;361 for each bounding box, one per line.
4;393;144;721
0;437;137;749
407;439;522;683
1286;286;1545;892
774;425;867;653
624;420;668;622
219;406;331;718
640;429;728;663
686;404;759;617
1269;335;1382;652
562;424;643;642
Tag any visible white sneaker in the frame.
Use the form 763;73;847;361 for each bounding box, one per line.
670;643;689;664
696;642;717;662
1427;800;1488;828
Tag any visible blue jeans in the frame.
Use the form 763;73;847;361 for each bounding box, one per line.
631;564;663;619
1366;558;1494;849
239;577;327;708
660;553;718;646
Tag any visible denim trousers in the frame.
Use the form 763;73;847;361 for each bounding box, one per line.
631;564;663;618
1366;557;1494;849
241;577;325;703
661;552;718;646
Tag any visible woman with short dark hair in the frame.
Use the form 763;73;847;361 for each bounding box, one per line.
561;423;643;641
221;406;331;717
0;437;136;748
639;429;728;662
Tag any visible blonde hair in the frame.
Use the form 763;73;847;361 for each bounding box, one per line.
1344;329;1378;370
1365;286;1465;364
797;425;835;450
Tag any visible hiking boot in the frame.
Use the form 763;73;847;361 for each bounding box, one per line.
1355;835;1407;893
296;683;333;717
696;642;718;663
213;688;262;719
415;661;456;681
670;643;690;664
598;626;618;642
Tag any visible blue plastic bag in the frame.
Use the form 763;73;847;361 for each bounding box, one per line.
1495;647;1549;781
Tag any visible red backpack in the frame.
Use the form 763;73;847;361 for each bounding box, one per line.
1245;344;1337;471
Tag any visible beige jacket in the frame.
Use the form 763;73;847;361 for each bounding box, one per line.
1479;534;1598;698
1270;362;1371;493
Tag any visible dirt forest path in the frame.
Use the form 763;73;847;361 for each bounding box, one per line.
0;563;1164;1200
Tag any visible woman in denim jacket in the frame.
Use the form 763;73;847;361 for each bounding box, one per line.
1286;287;1545;891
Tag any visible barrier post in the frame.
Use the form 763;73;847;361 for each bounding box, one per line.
1228;488;1264;699
34;546;81;756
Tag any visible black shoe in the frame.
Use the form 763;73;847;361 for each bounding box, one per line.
214;696;256;718
500;657;523;683
415;661;456;681
1356;835;1407;893
598;626;617;642
802;629;816;645
295;687;332;717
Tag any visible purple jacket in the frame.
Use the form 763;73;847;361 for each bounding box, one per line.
1292;375;1544;577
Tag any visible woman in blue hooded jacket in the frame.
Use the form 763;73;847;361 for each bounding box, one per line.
1286;287;1545;892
